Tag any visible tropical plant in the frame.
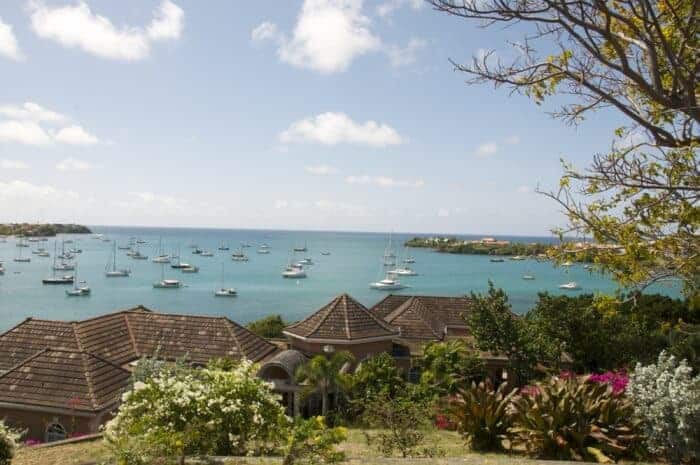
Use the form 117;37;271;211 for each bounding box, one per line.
362;390;442;458
347;352;405;419
446;379;517;452
509;375;642;462
0;421;22;465
296;351;354;417
419;340;485;398
282;416;346;465
104;360;289;465
247;314;287;339
628;351;700;464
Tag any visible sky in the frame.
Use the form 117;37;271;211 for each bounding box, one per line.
0;0;628;236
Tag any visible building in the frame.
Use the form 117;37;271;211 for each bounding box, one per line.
0;306;277;441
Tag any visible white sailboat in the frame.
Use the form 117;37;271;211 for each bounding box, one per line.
43;243;74;284
66;264;90;296
170;246;192;269
559;281;581;290
214;263;237;297
153;263;182;288
387;266;418;276
370;274;408;290
282;266;306;278
105;242;131;277
232;247;249;262
151;237;170;263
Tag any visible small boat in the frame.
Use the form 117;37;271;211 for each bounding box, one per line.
43;275;74;285
181;265;199;273
321;251;331;256
218;243;230;251
131;251;148;260
370;276;408;290
559;281;581;290
387;267;417;276
0;263;5;275
38;251;50;257
257;248;270;254
522;274;536;280
200;251;214;257
298;258;313;265
562;260;573;267
105;242;131;277
293;242;307;252
66;266;90;296
490;258;505;263
510;255;526;261
584;264;593;271
192;247;203;255
152;254;171;263
153;279;182;288
232;249;249;262
215;264;237;297
53;262;75;271
282;266;306;278
403;256;415;264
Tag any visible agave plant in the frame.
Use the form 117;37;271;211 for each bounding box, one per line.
446;379;517;452
509;375;641;463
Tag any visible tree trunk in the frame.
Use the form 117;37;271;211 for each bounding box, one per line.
321;388;328;416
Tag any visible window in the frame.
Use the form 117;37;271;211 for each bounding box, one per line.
45;422;67;442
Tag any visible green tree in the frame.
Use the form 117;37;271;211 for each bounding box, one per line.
419;340;484;397
430;0;699;293
350;352;405;401
247;314;287;338
296;351;355;417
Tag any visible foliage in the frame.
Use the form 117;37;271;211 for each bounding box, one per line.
247;315;287;339
103;360;289;465
0;421;22;465
282;417;346;465
628;351;700;464
419;340;485;398
362;390;442;458
296;351;354;417
509;375;642;463
129;351;191;384
405;237;550;256
446;379;517;452
587;371;629;395
0;223;91;237
430;0;699;293
347;352;405;419
468;282;557;384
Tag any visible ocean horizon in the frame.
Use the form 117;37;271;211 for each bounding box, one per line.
0;226;681;331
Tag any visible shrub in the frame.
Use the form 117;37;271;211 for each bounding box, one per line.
347;352;405;419
446;379;516;452
104;360;289;464
247;315;287;338
419;340;485;398
362;390;442;458
628;351;700;464
587;371;629;395
282;417;346;465
0;421;22;465
509;375;641;463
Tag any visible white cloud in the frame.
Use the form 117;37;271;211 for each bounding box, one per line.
314;199;368;216
56;157;91;172
437;207;450;217
29;0;184;61
53;125;99;145
0;179;79;203
0;159;29;169
255;0;381;74
516;185;532;194
0;17;24;61
0;120;52;145
377;0;423;18
0;102;67;123
305;164;339;175
345;174;424;188
114;191;186;214
274;199;289;209
385;37;426;67
251;21;279;43
505;135;520;145
475;142;498;157
279;112;403;147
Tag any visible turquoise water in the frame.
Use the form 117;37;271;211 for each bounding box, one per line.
0;227;681;331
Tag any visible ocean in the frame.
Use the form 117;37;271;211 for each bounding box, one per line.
0;226;681;331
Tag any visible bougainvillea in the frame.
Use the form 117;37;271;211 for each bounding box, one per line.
588;371;629;395
0;420;22;465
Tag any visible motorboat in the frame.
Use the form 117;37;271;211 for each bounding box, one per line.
53;262;75;271
298;258;313;265
387;267;417;276
171;261;192;269
370;276;408;290
192;247;203;255
37;251;50;257
257;248;270;254
218;243;230;251
490;258;505;262
559;281;581;290
136;239;147;244
510;255;526;261
105;242;131;277
131;251;148;260
181;265;199;273
215;288;238;297
522;274;536;280
562;260;573;267
152;254;171;263
232;250;249;262
321;251;331;256
282;266;306;278
0;264;5;275
200;251;214;257
43;275;74;285
13;257;30;263
153;279;182;289
66;286;90;296
403;256;415;263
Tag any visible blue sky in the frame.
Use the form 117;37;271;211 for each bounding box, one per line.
0;0;625;235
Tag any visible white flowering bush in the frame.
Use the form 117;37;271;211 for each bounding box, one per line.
628;351;700;464
104;360;289;465
0;420;22;465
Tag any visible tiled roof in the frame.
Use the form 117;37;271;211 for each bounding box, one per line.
0;306;277;371
372;295;471;340
0;349;131;413
285;294;398;342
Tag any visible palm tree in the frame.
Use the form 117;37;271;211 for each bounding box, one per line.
296;350;354;416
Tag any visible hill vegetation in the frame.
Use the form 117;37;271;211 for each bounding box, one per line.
0;223;91;237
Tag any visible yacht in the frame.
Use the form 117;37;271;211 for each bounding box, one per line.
181;265;199;273
298;257;313;265
53;262;75;271
321;251;331;256
43;275;74;285
131;250;148;260
510;255;526;261
13;242;30;263
38;251;50;257
16;237;30;248
214;263;237;297
403;256;415;264
105;242;131;277
282;266;306;278
522;274;536;280
387;267;417;276
257;247;270;254
232;249;249;262
152;254;171;263
153;279;182;289
370;276;408;290
66;266;90;296
218;243;230;251
490;258;505;263
559;281;581;290
200;251;214;257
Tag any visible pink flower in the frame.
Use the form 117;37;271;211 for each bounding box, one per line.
587;371;629;394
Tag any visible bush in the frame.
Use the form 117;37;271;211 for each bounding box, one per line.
347;352;405;419
628;351;700;464
0;421;22;465
104;360;289;464
509;375;641;463
247;315;287;338
419;340;485;398
282;417;346;465
446;379;516;452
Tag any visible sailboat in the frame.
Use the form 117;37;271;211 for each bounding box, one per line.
387;266;418;276
152;237;170;263
43;243;74;284
66;264;90;296
293;241;307;252
218;242;230;251
231;247;249;262
170;246;192;269
558;261;580;289
383;233;396;266
105;242;131;277
131;243;148;260
370;274;408;290
215;263;237;297
13;239;30;263
153;263;182;288
0;262;5;275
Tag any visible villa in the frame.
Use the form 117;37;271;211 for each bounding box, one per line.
0;294;508;441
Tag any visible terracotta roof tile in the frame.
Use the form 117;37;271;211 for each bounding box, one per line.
285;294;398;341
0;319;79;371
372;295;472;340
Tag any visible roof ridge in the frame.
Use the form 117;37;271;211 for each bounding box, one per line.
411;298;443;339
71;322;85;352
384;296;416;322
223;318;278;361
122;313;140;357
342;295;351;339
222;317;244;360
0;348;49;380
79;352;100;411
308;295;341;336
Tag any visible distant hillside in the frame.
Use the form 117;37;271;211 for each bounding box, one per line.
405;236;551;256
0;223;91;237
